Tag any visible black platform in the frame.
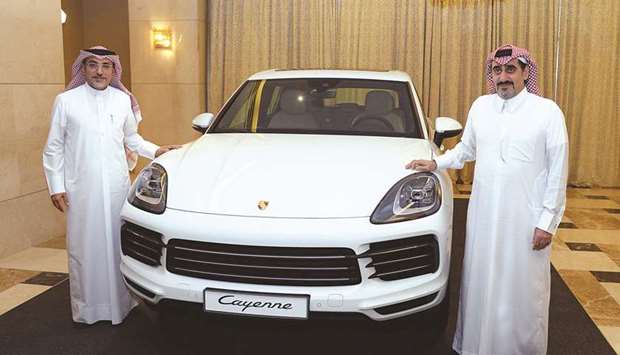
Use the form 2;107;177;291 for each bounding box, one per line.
0;199;615;354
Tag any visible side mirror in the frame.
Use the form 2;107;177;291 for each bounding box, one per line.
192;113;214;134
433;116;463;147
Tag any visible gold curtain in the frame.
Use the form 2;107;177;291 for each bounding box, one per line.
556;0;620;187
493;0;558;99
421;1;492;183
207;0;338;115
207;0;620;187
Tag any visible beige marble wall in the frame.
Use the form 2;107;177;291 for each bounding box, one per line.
128;0;206;169
0;0;67;258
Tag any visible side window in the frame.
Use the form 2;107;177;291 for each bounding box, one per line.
335;88;364;105
216;81;259;130
267;86;282;115
335;88;399;107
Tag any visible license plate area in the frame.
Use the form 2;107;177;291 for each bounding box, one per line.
204;288;309;320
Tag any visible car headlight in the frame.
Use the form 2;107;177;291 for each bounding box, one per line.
371;172;441;224
127;163;167;214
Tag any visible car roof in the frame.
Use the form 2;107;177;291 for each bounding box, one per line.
248;69;412;82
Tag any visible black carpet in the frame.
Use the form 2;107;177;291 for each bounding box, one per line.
0;199;615;354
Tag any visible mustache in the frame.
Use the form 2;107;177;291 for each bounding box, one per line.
496;80;514;86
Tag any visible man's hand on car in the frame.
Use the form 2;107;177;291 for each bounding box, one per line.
405;159;437;172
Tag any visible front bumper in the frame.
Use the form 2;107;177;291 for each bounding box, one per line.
120;201;453;321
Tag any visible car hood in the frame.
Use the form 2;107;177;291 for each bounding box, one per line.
158;134;433;218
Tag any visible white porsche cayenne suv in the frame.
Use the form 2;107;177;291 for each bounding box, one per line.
120;69;462;329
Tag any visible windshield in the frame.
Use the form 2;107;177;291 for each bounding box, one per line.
210;78;423;138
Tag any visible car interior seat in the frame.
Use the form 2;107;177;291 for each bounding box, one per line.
351;90;405;132
268;89;318;130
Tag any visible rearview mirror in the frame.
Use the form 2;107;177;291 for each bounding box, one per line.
192;113;214;134
433;116;463;147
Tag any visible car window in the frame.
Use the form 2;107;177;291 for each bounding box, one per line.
267;86;282;115
335;88;399;107
211;78;422;138
214;81;259;131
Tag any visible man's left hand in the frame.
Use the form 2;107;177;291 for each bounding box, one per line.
532;228;553;250
155;145;183;158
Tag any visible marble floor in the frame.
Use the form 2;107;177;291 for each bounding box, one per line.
1;187;619;352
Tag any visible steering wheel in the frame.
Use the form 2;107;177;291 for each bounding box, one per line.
350;115;395;132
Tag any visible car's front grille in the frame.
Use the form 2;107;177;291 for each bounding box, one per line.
359;234;439;281
166;239;361;286
121;222;164;266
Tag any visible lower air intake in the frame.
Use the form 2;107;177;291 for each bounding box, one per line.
360;234;439;281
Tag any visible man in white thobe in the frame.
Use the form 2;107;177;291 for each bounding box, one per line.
43;46;180;325
407;44;569;354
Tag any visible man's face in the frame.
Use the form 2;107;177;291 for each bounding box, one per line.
491;58;529;100
81;57;114;90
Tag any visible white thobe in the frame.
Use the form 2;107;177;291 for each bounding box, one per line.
435;89;569;355
43;83;159;325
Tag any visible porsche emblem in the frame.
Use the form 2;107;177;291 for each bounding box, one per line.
258;200;269;210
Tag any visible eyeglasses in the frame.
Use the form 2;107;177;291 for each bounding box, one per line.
85;61;114;71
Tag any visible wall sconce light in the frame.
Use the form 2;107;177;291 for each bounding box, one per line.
60;9;67;24
152;28;172;49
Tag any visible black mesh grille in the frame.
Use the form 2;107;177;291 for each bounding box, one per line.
166;239;361;286
121;222;164;266
360;234;438;281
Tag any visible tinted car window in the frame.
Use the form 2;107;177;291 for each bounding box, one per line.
211;78;422;138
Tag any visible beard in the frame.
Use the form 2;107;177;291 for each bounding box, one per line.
496;81;516;99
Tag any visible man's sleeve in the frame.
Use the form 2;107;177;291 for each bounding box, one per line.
536;103;569;235
42;96;67;195
123;110;159;160
434;106;477;170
